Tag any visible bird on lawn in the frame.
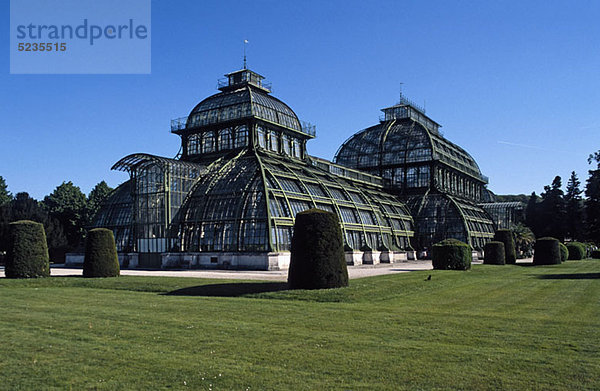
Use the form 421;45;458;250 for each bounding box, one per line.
425;275;432;281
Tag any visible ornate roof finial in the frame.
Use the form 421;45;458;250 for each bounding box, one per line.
243;39;249;69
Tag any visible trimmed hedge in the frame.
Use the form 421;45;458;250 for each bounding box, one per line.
483;241;505;265
83;228;120;278
493;229;516;265
533;237;561;265
559;243;569;263
431;239;472;270
566;243;586;260
288;209;348;289
5;220;50;278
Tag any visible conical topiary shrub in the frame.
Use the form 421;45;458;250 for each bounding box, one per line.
533;237;561;265
5;220;50;278
493;229;516;264
484;241;505;265
288;208;348;289
431;239;472;270
83;228;120;278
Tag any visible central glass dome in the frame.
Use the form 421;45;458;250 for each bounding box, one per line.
187;80;303;132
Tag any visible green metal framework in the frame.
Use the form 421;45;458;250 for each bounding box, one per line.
172;149;414;253
404;193;494;250
334;100;495;250
334;115;488;194
172;69;315;165
108;153;205;252
481;202;524;230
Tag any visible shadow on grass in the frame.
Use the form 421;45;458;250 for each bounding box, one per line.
538;273;600;280
163;282;289;297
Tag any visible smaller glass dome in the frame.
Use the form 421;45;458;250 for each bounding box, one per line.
335;118;486;183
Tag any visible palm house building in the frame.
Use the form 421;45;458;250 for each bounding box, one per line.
86;65;516;269
90;68;416;270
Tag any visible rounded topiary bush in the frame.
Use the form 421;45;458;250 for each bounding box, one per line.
288;209;348;289
483;241;505;265
493;229;516;265
566;243;586;260
431;239;472;270
533;237;561;265
83;228;120;278
5;220;50;278
559;242;569;263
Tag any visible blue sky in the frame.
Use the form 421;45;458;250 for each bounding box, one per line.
2;0;600;200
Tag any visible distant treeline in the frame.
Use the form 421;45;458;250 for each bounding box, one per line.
0;178;113;262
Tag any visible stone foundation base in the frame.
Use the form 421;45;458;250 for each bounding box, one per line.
161;252;290;271
345;250;411;265
67;250;416;271
65;253;139;268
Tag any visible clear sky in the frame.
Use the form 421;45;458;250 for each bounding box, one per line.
2;0;599;200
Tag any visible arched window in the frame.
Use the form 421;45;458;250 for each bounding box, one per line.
187;134;200;155
202;132;215;153
270;130;280;153
406;167;417;188
291;138;301;158
418;166;430;187
234;125;248;148
219;128;232;151
257;126;267;148
282;134;291;155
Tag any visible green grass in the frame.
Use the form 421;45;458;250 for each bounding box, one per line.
1;261;599;390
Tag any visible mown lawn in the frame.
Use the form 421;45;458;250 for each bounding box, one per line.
0;261;599;390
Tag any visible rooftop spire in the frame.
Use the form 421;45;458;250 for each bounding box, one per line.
243;39;248;69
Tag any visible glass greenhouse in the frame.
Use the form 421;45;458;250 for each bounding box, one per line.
89;67;517;269
91;68;415;269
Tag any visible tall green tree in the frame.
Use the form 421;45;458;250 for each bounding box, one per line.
585;151;600;243
564;171;583;240
538;176;566;240
43;181;87;249
86;181;113;225
0;176;11;206
525;192;539;236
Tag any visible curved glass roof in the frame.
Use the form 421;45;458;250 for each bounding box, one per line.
405;193;494;250
112;153;207;174
335;119;486;182
172;149;414;252
184;86;302;132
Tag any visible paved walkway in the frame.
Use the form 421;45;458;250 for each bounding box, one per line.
1;258;532;281
0;261;435;281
